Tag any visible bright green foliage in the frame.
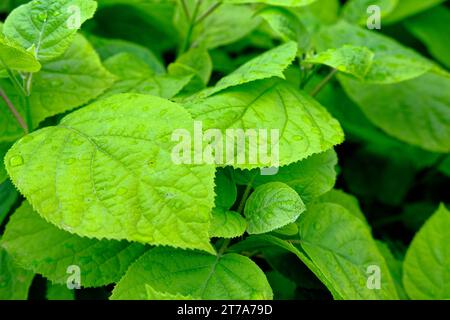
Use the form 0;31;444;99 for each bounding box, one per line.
111;247;273;300
198;41;298;98
298;203;399;299
184;80;344;168
403;205;450;299
209;208;247;238
244;182;305;234
376;241;408;299
304;45;374;80
1;202;147;287
223;0;317;6
316;20;440;83
5;94;216;252
0;246;34;300
340;72;450;153
0;34;40;72
317;189;368;225
341;0;398;25
102;53;191;99
4;0;97;62
146;285;196;300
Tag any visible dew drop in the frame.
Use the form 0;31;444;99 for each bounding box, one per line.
9;155;24;167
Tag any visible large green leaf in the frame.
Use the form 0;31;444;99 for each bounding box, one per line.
0;34;116;142
315;20;440;84
102;53;191;99
298;202;399;299
244;182;305;234
404;6;450;69
339;72;450;153
111;247;273;300
0;246;34;300
4;0;97;62
0;34;40;72
403;204;450;299
184;80;344;169
5;93;216;252
1;202;147;287
197;41;297;98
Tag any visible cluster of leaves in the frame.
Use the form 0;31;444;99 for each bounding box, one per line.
0;0;449;300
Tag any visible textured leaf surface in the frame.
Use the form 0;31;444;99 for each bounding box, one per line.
339;72;450;153
316;20;438;83
298;203;399;299
184;80;343;169
111;248;273;300
102;53;191;99
244;182;305;234
0;246;34;300
4;0;97;62
1;202;147;287
0;34;40;72
305;45;374;80
5;94;216;252
198;42;298;98
403;204;450;299
209;208;246;238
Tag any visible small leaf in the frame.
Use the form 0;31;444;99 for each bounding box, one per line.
245;182;305;234
403;204;450;299
111;247;273;300
0;34;41;72
4;0;97;62
209;208;247;238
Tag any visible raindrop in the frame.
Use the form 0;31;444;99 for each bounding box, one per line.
9;155;24;167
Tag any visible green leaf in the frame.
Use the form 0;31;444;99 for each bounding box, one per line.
403;204;450;299
0;246;34;300
266;271;297;300
4;0;97;62
184;80;344;169
376;241;408;299
146;285;196;300
0;179;18;226
298;203;399;299
244;182;305;234
102;53;192;99
341;0;398;25
339;72;450;153
214;168;237;209
404;6;450;69
209;207;247;238
315;20;439;84
304;45;374;80
258;7;310;52
1;201;147;287
233;149;338;203
0;34;41;72
223;0;318;6
197;41;298;98
5;93;216;253
46;282;75;300
384;0;446;24
111;247;273;300
0;34;116;142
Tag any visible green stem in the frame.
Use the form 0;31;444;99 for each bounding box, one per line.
237;173;257;214
195;2;221;25
180;0;190;20
0;87;28;134
180;0;202;54
309;68;337;97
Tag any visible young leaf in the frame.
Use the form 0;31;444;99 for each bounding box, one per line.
244;182;305;234
5;94;216;252
197;41;298;98
209;208;246;238
315;20;440;83
102;53;192;99
0;34;41;72
339;72;450;153
4;0;97;62
111;247;273;300
298;203;399;299
403;204;450;299
304;45;374;80
1;201;147;287
184;80;344;169
0;246;34;300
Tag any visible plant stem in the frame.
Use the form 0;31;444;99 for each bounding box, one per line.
0;87;29;134
180;0;202;54
309;68;337;97
180;0;190;20
195;2;221;25
237;173;257;214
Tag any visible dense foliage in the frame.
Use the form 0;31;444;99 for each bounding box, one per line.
0;0;449;300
